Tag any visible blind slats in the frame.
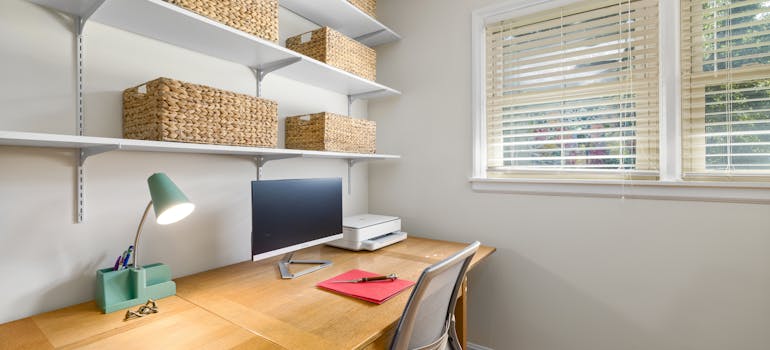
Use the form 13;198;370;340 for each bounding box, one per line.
490;33;658;67
488;108;659;126
681;0;770;177
488;134;659;146
497;116;657;132
488;15;658;54
490;67;658;94
690;24;770;41
497;125;647;139
500;154;641;162
490;0;659;34
688;0;768;15
689;17;770;37
489;164;641;169
493;58;659;87
487;82;659;106
490;45;659;78
485;0;659;178
509;144;642;153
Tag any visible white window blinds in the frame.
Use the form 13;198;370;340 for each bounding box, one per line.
484;0;660;179
682;0;770;179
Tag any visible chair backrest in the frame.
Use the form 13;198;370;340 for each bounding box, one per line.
390;241;481;350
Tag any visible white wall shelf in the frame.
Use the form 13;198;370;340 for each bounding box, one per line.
281;0;400;47
1;130;399;202
28;0;401;98
0;131;399;161
19;0;403;222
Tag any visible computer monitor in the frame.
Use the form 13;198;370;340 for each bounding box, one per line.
251;178;343;279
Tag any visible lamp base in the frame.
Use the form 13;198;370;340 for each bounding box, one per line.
96;263;176;313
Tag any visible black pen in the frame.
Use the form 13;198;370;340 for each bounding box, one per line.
329;273;398;283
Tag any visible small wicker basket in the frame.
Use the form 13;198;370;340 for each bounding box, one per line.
286;27;376;81
165;0;279;42
285;112;376;154
123;77;278;148
348;0;376;18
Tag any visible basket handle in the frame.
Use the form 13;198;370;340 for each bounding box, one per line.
300;32;313;44
125;82;150;96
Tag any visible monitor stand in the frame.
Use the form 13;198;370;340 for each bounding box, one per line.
278;253;332;279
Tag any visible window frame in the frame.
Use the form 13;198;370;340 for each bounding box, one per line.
470;0;770;203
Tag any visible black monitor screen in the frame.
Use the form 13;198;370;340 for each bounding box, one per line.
251;178;342;260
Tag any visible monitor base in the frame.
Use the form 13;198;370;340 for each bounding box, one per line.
278;253;332;279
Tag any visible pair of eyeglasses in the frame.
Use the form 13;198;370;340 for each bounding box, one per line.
124;299;159;321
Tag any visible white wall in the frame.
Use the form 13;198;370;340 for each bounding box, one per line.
369;1;770;349
0;0;373;323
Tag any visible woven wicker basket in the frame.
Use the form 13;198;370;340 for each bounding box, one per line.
285;112;376;154
348;0;376;18
165;0;279;42
123;77;278;148
286;27;376;81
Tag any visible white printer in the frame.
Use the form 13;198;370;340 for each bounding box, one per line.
327;214;407;251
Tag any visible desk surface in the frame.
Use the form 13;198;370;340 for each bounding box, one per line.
0;237;495;350
0;296;282;349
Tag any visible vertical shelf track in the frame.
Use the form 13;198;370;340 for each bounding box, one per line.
74;0;106;223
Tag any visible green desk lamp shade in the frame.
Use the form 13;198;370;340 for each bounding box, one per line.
132;173;195;269
147;173;195;225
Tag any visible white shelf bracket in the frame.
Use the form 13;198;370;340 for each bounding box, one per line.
75;0;106;35
251;57;302;97
347;89;386;116
254;154;301;180
354;29;386;43
79;145;119;167
76;144;119;223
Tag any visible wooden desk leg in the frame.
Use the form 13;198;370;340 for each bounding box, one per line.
455;276;468;349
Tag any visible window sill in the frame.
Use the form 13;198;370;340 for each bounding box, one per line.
469;177;770;204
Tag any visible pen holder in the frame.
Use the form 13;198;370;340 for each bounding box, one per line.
95;263;176;313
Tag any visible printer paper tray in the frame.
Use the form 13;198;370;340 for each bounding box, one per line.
327;231;408;251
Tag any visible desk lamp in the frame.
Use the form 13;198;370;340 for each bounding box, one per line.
131;172;195;269
96;172;194;313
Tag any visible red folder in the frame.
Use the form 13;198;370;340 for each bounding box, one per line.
317;269;415;304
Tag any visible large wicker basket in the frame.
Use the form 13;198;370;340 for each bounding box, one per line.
285;112;376;154
286;27;376;81
123;77;278;148
165;0;279;42
348;0;376;18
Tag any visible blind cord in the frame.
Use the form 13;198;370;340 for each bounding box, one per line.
727;2;735;178
560;7;566;174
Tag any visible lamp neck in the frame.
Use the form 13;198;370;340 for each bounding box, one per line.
132;201;153;269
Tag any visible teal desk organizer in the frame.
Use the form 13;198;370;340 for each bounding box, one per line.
96;263;176;313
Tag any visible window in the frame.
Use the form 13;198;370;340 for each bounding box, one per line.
682;0;770;180
472;0;770;201
484;0;660;179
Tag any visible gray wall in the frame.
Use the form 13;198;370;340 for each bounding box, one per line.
369;1;770;349
0;0;372;323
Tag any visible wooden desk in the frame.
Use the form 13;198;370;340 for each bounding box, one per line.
0;238;495;350
0;296;282;349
